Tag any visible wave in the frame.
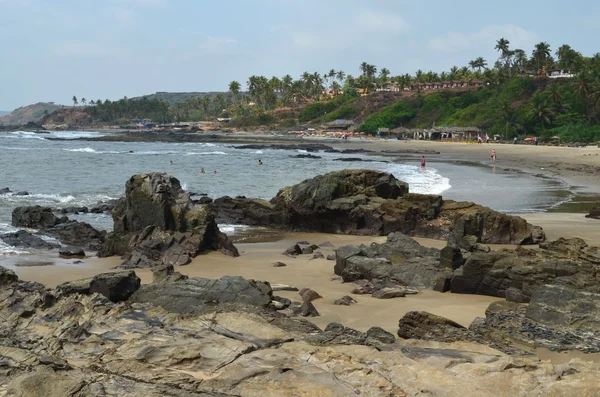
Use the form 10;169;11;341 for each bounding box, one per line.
297;149;308;153
63;147;120;154
254;150;263;154
384;164;451;195
218;224;250;234
0;192;116;207
0;131;46;140
185;151;227;156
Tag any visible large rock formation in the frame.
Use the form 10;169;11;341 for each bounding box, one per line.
11;205;59;229
210;196;285;226
99;173;238;268
3;266;600;396
336;234;600;303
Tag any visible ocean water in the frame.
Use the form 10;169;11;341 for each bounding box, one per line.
0;130;569;255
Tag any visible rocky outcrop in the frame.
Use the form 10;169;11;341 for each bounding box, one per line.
210;196;285;226
12;205;60;229
3;267;600;395
99;173;238;268
0;230;60;249
55;271;141;303
585;201;600;219
130;265;272;314
335;232;450;290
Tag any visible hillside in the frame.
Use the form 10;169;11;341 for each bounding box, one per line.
133;91;229;106
0;111;9;117
0;102;64;126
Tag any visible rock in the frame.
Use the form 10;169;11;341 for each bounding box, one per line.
397;311;471;342
283;244;302;256
210;195;284;226
372;287;406;299
585;202;600;219
326;254;336;261
14;261;54;267
433;276;452;293
100;173;238;267
299;301;319;317
0;230;60;249
234;143;334;151
440;245;464;270
293;153;322;159
12;206;59;229
89;199;118;213
0;187;10;194
59;206;89;214
301;246;313;254
271;295;292;310
299;288;322;302
304;323;367;345
333;295;357;306
271;284;298;292
272;261;287;267
14;191;29;196
58;247;85;258
366;326;396;345
55;271;141;303
197;196;213;204
297;240;310;245
151;264;188;283
310;252;324;260
319;241;334;248
352;279;375;294
130;275;273;314
45;221;106;252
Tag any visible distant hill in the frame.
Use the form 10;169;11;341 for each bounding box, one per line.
0;102;64;125
0;111;9;117
133;91;230;105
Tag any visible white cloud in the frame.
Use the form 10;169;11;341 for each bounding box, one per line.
356;11;410;34
198;36;238;52
429;24;538;53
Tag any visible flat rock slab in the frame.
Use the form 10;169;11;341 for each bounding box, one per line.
271;284;299;292
372;288;407;299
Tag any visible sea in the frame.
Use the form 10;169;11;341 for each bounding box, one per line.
0;130;571;255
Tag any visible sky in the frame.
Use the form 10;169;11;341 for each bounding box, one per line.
1;0;599;110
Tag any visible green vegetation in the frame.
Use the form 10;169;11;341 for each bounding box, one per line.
0;102;63;125
359;101;416;133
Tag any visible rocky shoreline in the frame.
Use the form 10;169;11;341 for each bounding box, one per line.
3;169;600;394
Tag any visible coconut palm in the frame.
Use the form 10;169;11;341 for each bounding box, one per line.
468;60;477;71
532;42;552;71
72;96;78;106
336;70;345;83
475;57;487;71
495;38;510;58
529;93;555;132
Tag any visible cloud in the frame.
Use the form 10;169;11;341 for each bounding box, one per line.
356;11;410;34
198;36;238;52
429;24;538;53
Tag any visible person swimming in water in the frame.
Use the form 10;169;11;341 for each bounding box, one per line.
200;168;205;174
258;159;263;166
169;160;173;165
213;170;217;174
421;156;426;168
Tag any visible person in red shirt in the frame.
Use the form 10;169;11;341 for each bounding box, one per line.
421;156;426;167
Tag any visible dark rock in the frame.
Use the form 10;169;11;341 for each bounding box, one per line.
0;230;60;249
440;245;464;270
351;279;375;294
131;275;273;314
297;241;310;245
59;206;89;214
319;241;334;248
372;288;406;299
198;197;213;204
311;252;325;260
12;206;59;229
305;323;366;345
271;284;298;292
14;191;29;196
333;295;357;306
301;247;314;254
293;154;322;159
0;187;10;194
100;173;238;267
585;202;600;219
366;327;396;345
233;143;334;152
55;271;141;303
272;261;287;267
209;196;284;226
299;288;322;302
326;254;336;261
299;301;319;317
433;276;452;293
58;247;85;258
45;221;106;252
89;199;118;214
151;264;188;283
397;311;471;342
283;244;302;256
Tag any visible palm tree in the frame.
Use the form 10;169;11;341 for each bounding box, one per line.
81;97;87;107
327;69;336;90
500;98;514;139
89;100;95;106
336;70;345;83
228;81;241;98
532;42;551;71
495;38;510;58
468;60;477;71
475;57;487;71
512;49;528;74
72;96;78;106
529;93;555;132
449;66;459;80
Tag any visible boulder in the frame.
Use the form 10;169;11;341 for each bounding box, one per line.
12;206;59;229
299;301;320;317
272;261;287;267
89;199;118;214
55;271;140;303
0;230;60;249
326;254;335;261
58;247;85;258
585;202;600;219
397;311;472;343
100;173;238;267
130;275;273;314
311;252;325;260
366;326;396;346
333;295;357;306
0;187;10;194
283;244;302;256
59;206;89;214
352;279;375;294
14;191;29;196
304;323;366;345
372;287;406;299
45;221;106;252
299;288;322;302
210;196;285;226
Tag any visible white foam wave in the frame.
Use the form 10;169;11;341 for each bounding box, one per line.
133;150;179;155
254;150;263;154
218;224;250;234
0;192;116;208
0;131;46;140
63;147;120;154
0;241;29;255
297;149;308;153
48;131;108;139
384;164;451;195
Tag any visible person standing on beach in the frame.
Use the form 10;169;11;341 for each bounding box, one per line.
421;156;426;168
491;148;496;162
